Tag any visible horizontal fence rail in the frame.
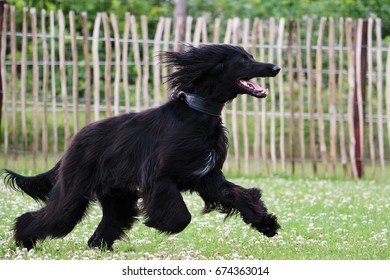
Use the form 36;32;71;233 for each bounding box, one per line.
1;4;390;179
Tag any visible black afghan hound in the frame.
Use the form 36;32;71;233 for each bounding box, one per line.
2;44;281;250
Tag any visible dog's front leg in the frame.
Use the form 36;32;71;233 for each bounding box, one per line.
142;176;191;234
198;170;280;237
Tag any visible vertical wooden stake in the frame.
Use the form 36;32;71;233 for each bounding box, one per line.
366;18;376;176
41;9;49;169
385;43;390;161
92;13;101;121
269;17;277;172
287;18;295;175
81;12;91;125
162;17;172;99
375;18;385;178
0;3;8;166
102;13;112;117
306;17;317;175
295;21;306;175
122;12;130;112
50;11;58;155
69;11;79;133
21;8;28;168
251;18;261;173
10;5;17;167
346;18;358;178
153;17;164;107
131;15;142;111
337;18;349;177
0;1;5;136
141;16;150;108
58;10;70;150
212;18;221;44
231;17;240;172
354;19;367;178
328;17;338;176
30;8;39;169
316;17;328;176
110;13;121;115
185;16;193;44
222;19;232;173
277;18;286;173
258;19;270;175
242;18;250;175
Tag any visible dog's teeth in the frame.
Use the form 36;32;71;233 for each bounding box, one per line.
241;80;248;86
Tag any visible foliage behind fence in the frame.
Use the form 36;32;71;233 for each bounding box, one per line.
1;4;390;178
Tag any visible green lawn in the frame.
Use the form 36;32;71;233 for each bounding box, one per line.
0;176;389;260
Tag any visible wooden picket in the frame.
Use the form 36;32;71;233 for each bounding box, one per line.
287;19;295;174
10;5;17;168
277;18;285;173
41;9;49;168
69;11;79;132
0;4;7;166
328;17;337;176
376;18;385;178
346;18;358;178
268;17;277;173
31;8;38;169
316;17;328;176
20;8;28;168
295;21;305;175
367;18;375;175
81;12;91;125
306;17;317;175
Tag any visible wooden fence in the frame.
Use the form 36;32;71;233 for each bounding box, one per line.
1;4;390;178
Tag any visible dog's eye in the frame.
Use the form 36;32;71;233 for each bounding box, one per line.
241;58;248;63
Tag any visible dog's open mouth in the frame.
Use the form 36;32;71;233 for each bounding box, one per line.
236;78;269;98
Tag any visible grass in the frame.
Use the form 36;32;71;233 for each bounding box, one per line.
0;175;389;260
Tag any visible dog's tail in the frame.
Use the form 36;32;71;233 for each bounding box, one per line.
2;161;60;203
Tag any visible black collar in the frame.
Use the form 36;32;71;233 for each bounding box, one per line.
172;91;224;117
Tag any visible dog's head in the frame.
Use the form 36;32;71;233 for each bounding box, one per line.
162;44;280;103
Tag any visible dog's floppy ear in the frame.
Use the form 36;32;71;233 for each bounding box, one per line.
188;62;224;85
209;63;224;76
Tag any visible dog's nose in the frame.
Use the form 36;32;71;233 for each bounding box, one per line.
272;66;281;75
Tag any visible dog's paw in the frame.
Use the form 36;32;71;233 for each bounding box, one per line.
15;238;36;251
253;213;281;237
87;237;114;251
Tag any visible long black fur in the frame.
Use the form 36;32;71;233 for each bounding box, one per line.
2;44;281;250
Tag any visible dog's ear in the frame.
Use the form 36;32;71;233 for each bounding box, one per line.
209;62;224;76
189;62;224;85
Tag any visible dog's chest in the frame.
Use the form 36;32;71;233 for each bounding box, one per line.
192;150;216;177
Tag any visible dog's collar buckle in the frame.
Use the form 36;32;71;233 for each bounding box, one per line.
172;91;224;117
176;91;187;101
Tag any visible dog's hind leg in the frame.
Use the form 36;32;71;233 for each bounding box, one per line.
88;190;139;250
14;185;90;250
198;170;280;237
142;177;191;234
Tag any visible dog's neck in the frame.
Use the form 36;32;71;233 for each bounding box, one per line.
172;91;224;117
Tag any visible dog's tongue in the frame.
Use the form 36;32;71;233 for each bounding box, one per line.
238;79;268;96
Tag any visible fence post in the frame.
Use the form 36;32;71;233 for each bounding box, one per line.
0;1;6;130
173;0;186;51
287;18;295;175
306;17;317;176
354;19;368;178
